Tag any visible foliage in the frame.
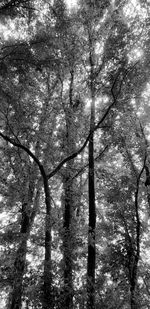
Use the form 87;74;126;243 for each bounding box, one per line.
0;1;150;309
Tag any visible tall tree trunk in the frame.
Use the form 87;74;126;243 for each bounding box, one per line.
87;102;96;309
62;71;76;309
87;40;96;309
124;167;142;309
10;235;28;309
42;174;53;309
130;273;137;309
129;175;141;309
62;165;74;309
122;141;144;309
128;251;139;309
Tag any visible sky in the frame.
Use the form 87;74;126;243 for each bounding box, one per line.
65;0;78;10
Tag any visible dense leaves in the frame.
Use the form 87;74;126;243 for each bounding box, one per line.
1;1;150;309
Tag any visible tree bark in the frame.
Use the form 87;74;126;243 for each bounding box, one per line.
62;167;74;309
62;72;76;309
42;175;53;309
129;176;141;309
130;274;137;309
10;235;28;309
87;33;96;309
87;108;96;309
127;165;143;309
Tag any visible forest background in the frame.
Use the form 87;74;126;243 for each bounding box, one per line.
0;0;150;308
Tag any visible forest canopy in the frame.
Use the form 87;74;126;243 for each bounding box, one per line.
0;1;150;309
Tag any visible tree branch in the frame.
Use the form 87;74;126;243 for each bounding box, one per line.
0;132;46;179
47;63;137;179
0;62;138;181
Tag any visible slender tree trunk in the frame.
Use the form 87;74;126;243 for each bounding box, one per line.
42;173;53;309
129;254;139;309
62;70;76;309
128;173;141;309
87;106;96;309
130;202;140;309
10;235;28;309
123;146;144;309
130;279;137;309
62;167;74;309
87;42;96;309
86;24;96;309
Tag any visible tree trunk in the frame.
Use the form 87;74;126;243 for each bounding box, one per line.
128;173;141;309
10;235;28;309
129;255;139;309
87;53;96;309
127;251;138;309
42;174;53;309
129;242;139;309
62;71;76;309
87;114;96;309
62;168;74;309
130;285;136;309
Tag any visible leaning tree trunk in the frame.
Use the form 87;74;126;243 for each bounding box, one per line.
87;41;96;309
